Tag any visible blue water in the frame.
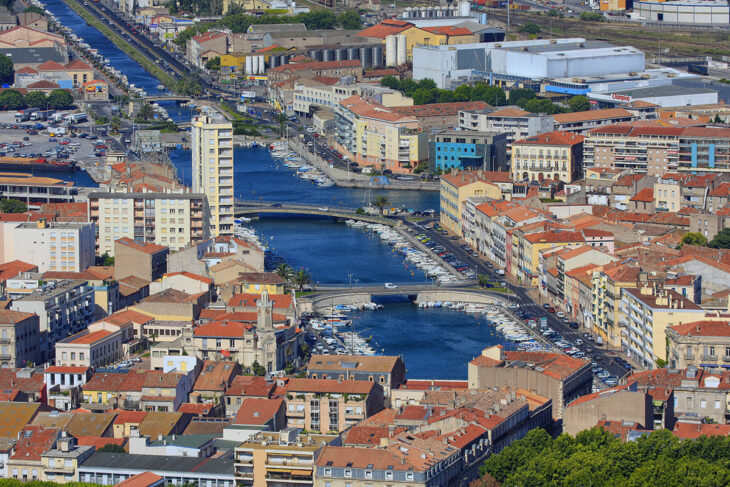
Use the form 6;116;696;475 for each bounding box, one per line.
34;169;98;187
349;297;517;379
169;147;440;210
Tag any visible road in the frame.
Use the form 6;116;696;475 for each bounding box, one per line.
402;216;631;382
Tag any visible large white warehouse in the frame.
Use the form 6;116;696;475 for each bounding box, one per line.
412;38;646;89
636;0;730;25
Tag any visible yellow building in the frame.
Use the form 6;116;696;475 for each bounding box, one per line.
237;272;286;295
511;131;585;184
41;436;95;483
654;179;681;212
192;112;235;237
220;53;248;73
619;287;705;368
439;170;502;235
223;0;276;14
600;0;629;11
592;261;642;348
235;430;339;486
358;20;476;61
511;229;585;286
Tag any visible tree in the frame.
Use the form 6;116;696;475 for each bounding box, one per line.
412;88;435;105
374;194;389;215
0;89;25;110
509;87;536;107
380;75;400;90
454;83;472;102
0;53;12;84
518;22;541;35
205;56;220;71
337;11;362;30
46;89;74;109
477;274;490;288
277;262;293;282
24;91;47;109
292;268;312;291
417;78;437;91
276;112;288;137
470;83;506;106
251;360;266;376
137;102;155;121
524;98;566;115
709;228;730;248
580;11;606;22
568;95;591;112
97;444;127;453
109;116;122;134
0;199;26;213
174;74;203;97
681;232;708;247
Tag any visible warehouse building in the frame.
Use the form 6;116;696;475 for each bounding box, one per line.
412;38;645;89
588;84;719;108
635;0;730;25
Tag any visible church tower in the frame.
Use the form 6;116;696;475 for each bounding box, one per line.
257;290;274;332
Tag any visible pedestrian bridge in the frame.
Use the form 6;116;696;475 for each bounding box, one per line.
234;200;396;226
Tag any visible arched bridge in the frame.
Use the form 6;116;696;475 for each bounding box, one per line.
234;201;397;226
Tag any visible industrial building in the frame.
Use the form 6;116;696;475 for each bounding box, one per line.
544;68;698;97
588;84;719;108
412;38;645;89
429;130;508;172
635;0;730;25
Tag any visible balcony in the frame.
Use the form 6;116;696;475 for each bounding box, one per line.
685;354;695;361
723;355;730;363
701;354;718;363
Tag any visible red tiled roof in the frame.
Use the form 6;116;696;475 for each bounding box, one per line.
670;320;730;337
0;309;36;324
76;436;127;449
630;188;654;202
44;366;90;374
228;293;293;309
116;237;167;254
192;31;225;43
11;425;59;461
113;471;163;487
225;376;274;398
524;230;584;244
163;271;212;285
553;108;633;124
177;403;213;415
357;19;413;39
106;309;154;326
66;329;113;345
513;130;585;146
503;350;589;380
37;60;66;71
270;59;361;73
193;320;252;338
27;80;60;89
234;398;284;425
66;59;92;70
673;422;730;439
422;25;473;36
112;409;147;425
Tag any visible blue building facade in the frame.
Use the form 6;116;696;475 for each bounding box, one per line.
429;130;508;172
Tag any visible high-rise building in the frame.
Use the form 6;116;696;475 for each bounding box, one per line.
192;112;235;237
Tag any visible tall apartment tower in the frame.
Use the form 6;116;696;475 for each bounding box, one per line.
192;111;235;237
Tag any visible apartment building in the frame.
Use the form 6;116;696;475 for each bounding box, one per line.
592;262;641;348
511;131;585;183
458;107;554;146
553;108;636;134
1;219;95;273
115;238;168;283
88;191;209;256
429;130;507;172
556;246;617;303
510;229;585;286
0;309;40;368
0;172;76;209
192;112;235;237
234;429;340;487
280;378;384;433
55;320;133;368
619;287;705;368
583;124;683;176
439;170;503;235
677;127;730;173
306;354;406;398
666;320;730;370
11;279;95;362
333;95;428;174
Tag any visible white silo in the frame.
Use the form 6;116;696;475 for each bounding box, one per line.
396;34;407;66
258;56;265;74
385;35;397;67
459;0;471;17
245;56;253;75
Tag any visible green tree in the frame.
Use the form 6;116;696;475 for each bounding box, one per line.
0;199;26;213
436;89;456;103
518;22;541;35
0;89;25;110
412;88;435;105
470;83;506;106
24;91;47;109
374;194;389;215
454;83;472;101
276;112;288;137
97;443;126;453
398;78;419;97
709;228;730;248
24;5;46;14
205;56;221;71
509;87;536;107
0;53;12;84
46;89;74;109
292;268;312;291
337;11;362;30
137;102;155;121
681;232;708;247
251;360;266;376
380;75;400;90
174;74;203;97
568;95;591;112
276;262;293;282
477;274;490;288
417;78;437;91
524;98;566;115
580;11;606;21
109;116;122;134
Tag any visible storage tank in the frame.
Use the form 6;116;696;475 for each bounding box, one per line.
360;46;373;68
480;12;488;24
269;56;279;69
459;0;471;17
372;45;384;68
396;35;407;66
245;56;253;75
347;47;359;61
335;48;346;61
308;49;321;61
281;54;290;65
322;49;334;62
385;35;397;67
257;56;265;74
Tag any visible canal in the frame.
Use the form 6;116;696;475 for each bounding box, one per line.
40;0;505;377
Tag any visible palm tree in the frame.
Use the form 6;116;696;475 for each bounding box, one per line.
137;102;154;121
276;263;293;283
110;116;121;134
477;274;490;288
292;268;312;292
276;112;288;137
374;195;389;215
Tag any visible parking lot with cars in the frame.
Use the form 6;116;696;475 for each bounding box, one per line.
0;112;120;164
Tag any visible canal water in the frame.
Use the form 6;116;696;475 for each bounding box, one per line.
39;0;507;378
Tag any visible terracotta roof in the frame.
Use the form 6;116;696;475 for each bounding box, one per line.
271;59;361;73
226;376;274;398
16;66;38;74
488;107;530;117
44;366;90;374
77;436;127;449
284;378;376;395
83;371;130;392
11;425;59;461
66;59;92;70
623;288;702;311
192;31;226;43
106;309;154;326
357;19;413;39
308;355;401;373
513;130;584;146
343;425;395;445
502;350;589;380
392;101;489;118
670;320;730;337
553;108;633;124
193;320;251;338
177;403;213;415
524;230;584;244
422;25;473;36
65;329;113;345
116;237;167;254
37;60;66;71
0;309;36;324
340;95;417;123
163;271;212;285
234;398;284;425
228;293;293;309
142;288;194;304
363;68;399;78
630;187;654;202
112;410;147;425
193;360;239;392
113;472;163;487
441;170;498;189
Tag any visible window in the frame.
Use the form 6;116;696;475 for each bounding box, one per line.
385;471;393;480
323;469;331;477
344;469;352;478
700;399;707;409
406;472;414;481
715;400;721;409
365;470;373;479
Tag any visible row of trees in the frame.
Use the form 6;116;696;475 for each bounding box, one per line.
0;89;74;111
174;11;360;51
683;229;730;249
478;427;730;487
276;263;313;291
380;76;592;113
